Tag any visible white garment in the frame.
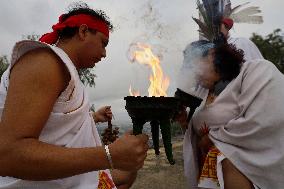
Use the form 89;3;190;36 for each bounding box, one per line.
0;40;116;189
228;37;264;62
183;59;284;189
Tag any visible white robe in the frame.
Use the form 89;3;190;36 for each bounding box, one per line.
183;59;284;189
0;40;116;189
228;37;263;62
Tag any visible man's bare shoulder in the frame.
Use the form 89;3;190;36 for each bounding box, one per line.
11;47;70;93
14;47;65;72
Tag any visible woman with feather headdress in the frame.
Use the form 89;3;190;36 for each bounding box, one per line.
180;37;284;189
177;0;284;189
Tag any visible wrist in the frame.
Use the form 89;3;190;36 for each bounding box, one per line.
94;146;111;170
104;145;114;170
93;112;99;123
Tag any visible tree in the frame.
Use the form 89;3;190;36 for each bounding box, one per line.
0;55;9;78
22;34;40;41
78;68;96;88
250;29;284;73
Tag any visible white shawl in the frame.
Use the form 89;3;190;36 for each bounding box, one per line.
184;59;284;189
228;37;263;61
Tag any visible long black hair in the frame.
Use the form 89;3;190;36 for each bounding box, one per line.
214;42;245;81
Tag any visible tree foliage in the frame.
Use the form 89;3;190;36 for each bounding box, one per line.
0;55;9;78
78;68;96;88
22;34;40;41
250;29;284;73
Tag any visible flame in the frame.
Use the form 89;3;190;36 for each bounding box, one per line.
129;85;140;97
129;43;170;97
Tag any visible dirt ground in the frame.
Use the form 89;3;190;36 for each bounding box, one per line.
131;137;188;189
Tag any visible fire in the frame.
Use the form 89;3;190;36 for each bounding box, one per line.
129;85;140;97
128;43;170;97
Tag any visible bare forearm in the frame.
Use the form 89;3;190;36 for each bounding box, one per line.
0;138;110;180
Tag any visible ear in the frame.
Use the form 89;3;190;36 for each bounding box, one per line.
78;24;89;41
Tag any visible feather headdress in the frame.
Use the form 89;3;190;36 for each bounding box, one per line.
224;2;263;24
193;0;223;42
193;0;263;42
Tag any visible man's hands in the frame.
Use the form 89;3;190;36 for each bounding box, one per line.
93;106;112;123
109;131;149;172
93;106;149;172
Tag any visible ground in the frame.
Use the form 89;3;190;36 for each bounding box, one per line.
131;137;188;189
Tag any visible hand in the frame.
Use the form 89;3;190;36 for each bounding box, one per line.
174;106;188;130
109;130;149;172
111;169;137;189
93;106;112;123
198;134;213;158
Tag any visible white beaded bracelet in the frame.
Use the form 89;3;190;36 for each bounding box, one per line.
104;145;114;170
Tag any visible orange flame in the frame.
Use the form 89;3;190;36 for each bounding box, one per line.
129;43;170;97
129;85;140;97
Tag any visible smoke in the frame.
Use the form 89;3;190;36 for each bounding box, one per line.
127;0;187;54
133;1;177;43
123;0;186;97
91;0;196;101
176;42;215;98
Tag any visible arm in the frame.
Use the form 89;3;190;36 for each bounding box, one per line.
173;106;189;132
0;48;148;180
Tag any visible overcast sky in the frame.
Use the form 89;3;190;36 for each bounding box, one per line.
0;0;283;106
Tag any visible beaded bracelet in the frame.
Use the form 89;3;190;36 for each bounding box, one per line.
104;145;114;170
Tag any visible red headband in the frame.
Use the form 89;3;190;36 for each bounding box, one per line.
39;14;109;44
222;18;234;30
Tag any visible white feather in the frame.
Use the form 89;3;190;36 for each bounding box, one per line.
231;14;263;24
230;5;263;24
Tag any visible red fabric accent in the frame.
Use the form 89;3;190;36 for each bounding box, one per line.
222;18;234;30
39;14;109;44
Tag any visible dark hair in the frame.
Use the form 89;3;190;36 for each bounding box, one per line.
190;38;244;82
214;43;245;81
58;2;113;40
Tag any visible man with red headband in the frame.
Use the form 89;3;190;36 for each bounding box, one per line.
0;5;148;189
